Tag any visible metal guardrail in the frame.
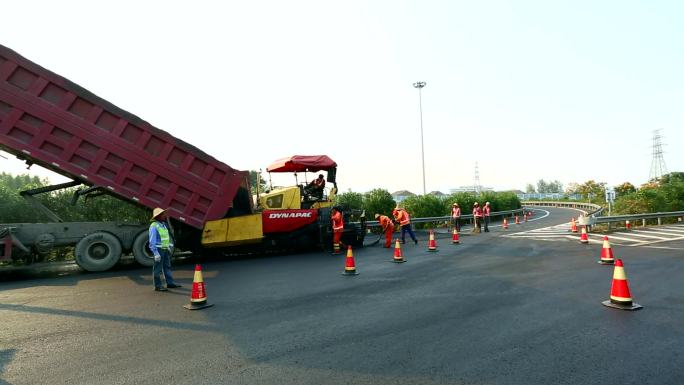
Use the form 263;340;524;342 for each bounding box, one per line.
521;201;603;216
594;211;684;229
364;208;526;227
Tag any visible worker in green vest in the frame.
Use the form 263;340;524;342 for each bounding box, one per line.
149;208;181;291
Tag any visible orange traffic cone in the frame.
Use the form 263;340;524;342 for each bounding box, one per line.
598;236;615;265
515;215;520;225
183;264;214;310
342;246;359;275
602;259;642;310
427;229;438;252
502;217;509;230
579;226;589;244
625;220;631;230
392;239;406;263
570;218;578;233
452;228;460;244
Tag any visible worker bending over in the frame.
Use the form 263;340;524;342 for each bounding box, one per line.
375;213;395;248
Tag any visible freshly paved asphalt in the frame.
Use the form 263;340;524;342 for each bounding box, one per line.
1;207;683;385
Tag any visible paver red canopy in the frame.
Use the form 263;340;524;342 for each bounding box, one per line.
266;155;337;173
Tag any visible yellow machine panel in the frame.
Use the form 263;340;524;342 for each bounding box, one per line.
201;213;263;247
259;186;302;210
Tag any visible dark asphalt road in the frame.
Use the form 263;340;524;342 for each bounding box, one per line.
1;207;683;385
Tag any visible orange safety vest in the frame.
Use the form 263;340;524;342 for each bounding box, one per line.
483;206;491;216
395;210;411;226
473;207;483;217
452;207;461;218
379;215;394;230
332;211;344;232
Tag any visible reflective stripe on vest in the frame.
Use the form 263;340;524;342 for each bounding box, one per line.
484;207;491;216
452;208;460;218
151;222;171;248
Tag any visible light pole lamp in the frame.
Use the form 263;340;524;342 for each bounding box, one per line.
413;81;427;195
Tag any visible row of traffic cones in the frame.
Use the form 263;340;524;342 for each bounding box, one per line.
581;228;643;311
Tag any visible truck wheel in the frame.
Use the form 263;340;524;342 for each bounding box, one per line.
75;232;122;272
132;231;154;267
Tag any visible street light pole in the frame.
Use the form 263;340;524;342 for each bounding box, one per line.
413;81;426;195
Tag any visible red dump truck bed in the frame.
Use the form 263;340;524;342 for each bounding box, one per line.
0;44;246;229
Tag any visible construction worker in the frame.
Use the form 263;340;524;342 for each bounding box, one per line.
483;202;491;232
451;203;461;232
304;174;325;199
375;213;395;248
472;202;483;233
331;206;344;254
393;207;418;245
149;208;181;291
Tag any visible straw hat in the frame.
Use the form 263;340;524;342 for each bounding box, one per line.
151;207;166;220
375;213;380;219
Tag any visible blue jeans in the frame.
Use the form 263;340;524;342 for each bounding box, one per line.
401;224;417;243
153;248;176;288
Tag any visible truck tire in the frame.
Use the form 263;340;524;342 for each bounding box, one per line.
75;232;122;272
132;231;154;267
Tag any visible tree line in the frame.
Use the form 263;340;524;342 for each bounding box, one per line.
334;188;522;221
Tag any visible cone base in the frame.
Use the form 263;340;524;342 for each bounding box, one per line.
602;300;643;311
427;249;438;252
580;240;589;244
342;271;359;276
597;260;615;265
452;241;460;244
183;302;214;310
390;259;406;263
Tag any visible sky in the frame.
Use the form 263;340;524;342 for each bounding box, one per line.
1;1;682;195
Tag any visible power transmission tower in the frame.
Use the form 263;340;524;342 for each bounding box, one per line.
649;129;668;181
473;162;481;194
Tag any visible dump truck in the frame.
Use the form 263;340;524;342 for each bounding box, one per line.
0;43;365;271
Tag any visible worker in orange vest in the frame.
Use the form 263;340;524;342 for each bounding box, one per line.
331;207;345;254
472;202;483;233
393;208;418;245
375;213;395;248
451;203;461;232
483;202;491;232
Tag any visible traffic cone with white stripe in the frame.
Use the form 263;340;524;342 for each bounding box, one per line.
503;217;509;230
625;220;631;230
184;264;214;310
427;229;438;252
598;236;615;265
342;246;359;276
392;239;406;263
570;218;578;233
452;228;460;244
579;226;589;244
602;259;642;310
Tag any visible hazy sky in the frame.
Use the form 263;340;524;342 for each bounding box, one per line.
1;1;682;194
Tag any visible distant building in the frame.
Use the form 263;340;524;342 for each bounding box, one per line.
428;191;446;197
449;186;494;194
391;190;415;203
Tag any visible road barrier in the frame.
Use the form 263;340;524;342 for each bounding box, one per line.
520;201;684;230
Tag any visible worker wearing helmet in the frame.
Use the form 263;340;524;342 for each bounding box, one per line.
305;174;326;199
451;203;461;232
483;202;491;232
392;207;418;245
472;202;483;234
331;207;345;254
149;208;181;291
375;213;395;248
